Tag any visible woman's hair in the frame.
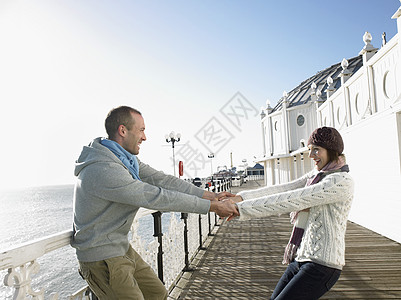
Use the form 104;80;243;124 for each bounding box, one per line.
326;148;341;163
105;106;142;139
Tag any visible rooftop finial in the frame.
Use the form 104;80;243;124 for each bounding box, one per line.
359;31;378;63
325;76;335;98
341;58;349;70
316;88;322;99
265;99;273;113
260;107;266;119
310;82;317;102
340;58;351;84
363;31;372;45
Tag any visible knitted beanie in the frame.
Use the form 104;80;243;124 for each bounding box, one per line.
307;127;344;154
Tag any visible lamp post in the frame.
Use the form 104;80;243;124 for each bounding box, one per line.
165;131;181;176
208;153;215;175
242;159;248;176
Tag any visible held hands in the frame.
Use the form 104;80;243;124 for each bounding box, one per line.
219;195;243;221
209;200;239;220
203;191;242;220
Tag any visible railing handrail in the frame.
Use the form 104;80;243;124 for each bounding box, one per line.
0;229;72;270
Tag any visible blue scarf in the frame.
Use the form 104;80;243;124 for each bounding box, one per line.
100;138;141;181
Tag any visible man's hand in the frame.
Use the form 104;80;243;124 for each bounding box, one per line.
216;191;236;200
202;190;236;201
209;200;239;219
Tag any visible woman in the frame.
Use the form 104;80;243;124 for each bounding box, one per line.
229;127;354;300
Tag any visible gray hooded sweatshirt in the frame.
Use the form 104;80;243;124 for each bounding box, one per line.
71;137;210;262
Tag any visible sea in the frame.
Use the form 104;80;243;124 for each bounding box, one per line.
0;184;170;299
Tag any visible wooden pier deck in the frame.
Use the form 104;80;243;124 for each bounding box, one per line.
171;180;401;299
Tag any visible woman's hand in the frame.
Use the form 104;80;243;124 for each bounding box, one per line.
216;191;236;200
223;195;243;203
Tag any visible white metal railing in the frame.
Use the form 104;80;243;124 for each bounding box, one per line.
0;179;231;299
247;175;264;181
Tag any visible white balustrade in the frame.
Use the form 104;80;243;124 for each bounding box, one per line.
247;175;264;181
317;30;401;128
1;230;72;300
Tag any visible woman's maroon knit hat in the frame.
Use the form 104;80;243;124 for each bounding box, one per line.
307;127;344;154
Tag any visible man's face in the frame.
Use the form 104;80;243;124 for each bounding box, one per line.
121;112;146;155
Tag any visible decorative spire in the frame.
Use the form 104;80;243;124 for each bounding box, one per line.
260;107;266;119
340;58;351;84
316;88;322;101
310;82;317;101
341;58;349;70
265;99;273;114
327;76;334;86
359;31;378;63
363;31;373;46
325;76;335;98
282;91;289;109
316;87;324;106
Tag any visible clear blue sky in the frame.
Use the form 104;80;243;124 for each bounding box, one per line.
0;0;399;188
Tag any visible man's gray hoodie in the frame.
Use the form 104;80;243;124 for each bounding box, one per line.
71;138;210;262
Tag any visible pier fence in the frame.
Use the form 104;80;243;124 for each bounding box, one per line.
0;178;231;299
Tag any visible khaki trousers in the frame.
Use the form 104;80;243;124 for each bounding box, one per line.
79;245;168;300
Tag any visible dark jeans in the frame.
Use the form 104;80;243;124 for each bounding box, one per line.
270;261;341;300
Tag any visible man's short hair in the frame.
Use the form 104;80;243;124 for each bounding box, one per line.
105;106;142;139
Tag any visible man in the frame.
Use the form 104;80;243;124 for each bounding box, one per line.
71;106;238;299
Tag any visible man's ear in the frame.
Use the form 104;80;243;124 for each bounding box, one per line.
117;124;126;137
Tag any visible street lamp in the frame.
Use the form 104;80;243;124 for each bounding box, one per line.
242;159;248;176
208;153;215;175
165;131;181;176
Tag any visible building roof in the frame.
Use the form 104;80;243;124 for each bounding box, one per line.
247;163;264;170
271;55;363;113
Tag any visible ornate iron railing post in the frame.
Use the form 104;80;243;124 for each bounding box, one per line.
208;212;214;236
198;214;206;250
204;182;214;236
152;211;164;283
212;177;219;226
180;213;193;271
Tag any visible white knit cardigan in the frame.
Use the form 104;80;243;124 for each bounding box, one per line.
237;170;354;269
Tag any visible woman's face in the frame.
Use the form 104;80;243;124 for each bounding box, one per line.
308;144;329;171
